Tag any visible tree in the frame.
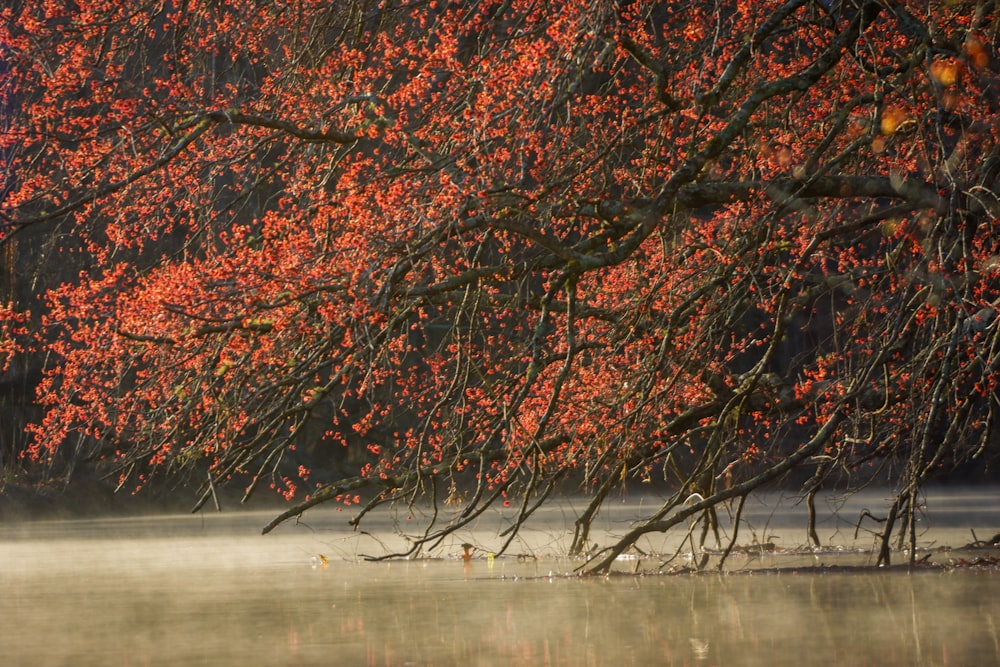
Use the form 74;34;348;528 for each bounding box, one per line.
2;0;998;571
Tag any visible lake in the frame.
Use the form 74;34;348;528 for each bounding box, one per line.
2;488;998;665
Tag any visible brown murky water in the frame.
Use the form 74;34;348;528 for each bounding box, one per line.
2;489;999;665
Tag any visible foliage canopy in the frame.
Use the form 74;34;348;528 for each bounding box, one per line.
2;0;999;570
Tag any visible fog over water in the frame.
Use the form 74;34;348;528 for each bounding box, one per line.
2;488;998;665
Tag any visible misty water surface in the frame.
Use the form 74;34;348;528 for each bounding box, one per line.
2;489;998;666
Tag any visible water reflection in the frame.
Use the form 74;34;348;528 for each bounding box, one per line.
1;494;999;666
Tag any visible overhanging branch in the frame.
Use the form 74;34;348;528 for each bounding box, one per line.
583;407;847;574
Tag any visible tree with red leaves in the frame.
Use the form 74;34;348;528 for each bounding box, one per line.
2;0;999;571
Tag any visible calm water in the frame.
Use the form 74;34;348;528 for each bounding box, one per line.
2;489;999;666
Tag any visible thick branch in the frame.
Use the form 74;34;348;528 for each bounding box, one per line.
205;109;360;144
675;175;944;212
